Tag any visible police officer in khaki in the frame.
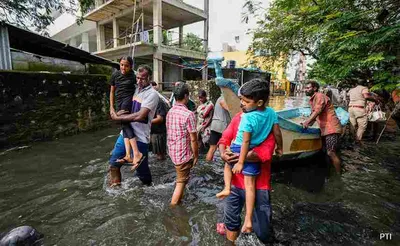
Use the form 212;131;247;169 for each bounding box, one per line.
348;83;380;143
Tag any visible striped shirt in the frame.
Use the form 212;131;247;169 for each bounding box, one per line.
166;103;197;165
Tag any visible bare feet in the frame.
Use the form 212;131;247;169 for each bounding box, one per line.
116;155;132;163
241;218;253;233
216;189;231;199
132;152;143;165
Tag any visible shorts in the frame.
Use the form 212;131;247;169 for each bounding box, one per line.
230;143;260;176
118;98;133;112
151;133;167;155
224;186;272;243
322;133;340;152
175;160;193;183
209;130;222;145
118;99;135;139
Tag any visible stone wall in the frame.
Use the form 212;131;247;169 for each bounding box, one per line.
186;79;221;106
0;71;110;148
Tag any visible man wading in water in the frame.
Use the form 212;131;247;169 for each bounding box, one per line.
108;65;160;187
303;81;342;174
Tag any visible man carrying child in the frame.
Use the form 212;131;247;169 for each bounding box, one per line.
217;79;283;243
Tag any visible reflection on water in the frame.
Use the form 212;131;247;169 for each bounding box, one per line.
0;96;399;245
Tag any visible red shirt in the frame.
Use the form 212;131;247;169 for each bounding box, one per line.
309;92;342;136
218;112;275;190
166;103;197;165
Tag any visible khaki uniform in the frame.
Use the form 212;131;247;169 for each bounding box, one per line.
348;85;369;140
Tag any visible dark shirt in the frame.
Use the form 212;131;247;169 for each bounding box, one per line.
110;70;136;110
151;99;168;134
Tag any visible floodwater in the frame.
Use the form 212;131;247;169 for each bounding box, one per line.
0;96;399;245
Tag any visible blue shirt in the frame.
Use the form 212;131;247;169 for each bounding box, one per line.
233;107;278;147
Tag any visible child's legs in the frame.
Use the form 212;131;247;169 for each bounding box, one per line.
242;161;260;232
244;175;256;223
216;163;233;199
122;123;135;157
223;163;233;190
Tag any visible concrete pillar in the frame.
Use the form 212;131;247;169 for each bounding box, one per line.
96;23;105;51
0;25;12;70
153;0;162;45
179;25;183;48
153;0;163;85
69;36;77;47
113;17;119;48
81;32;90;52
202;0;209;82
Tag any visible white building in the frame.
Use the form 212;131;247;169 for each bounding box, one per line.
48;0;210;90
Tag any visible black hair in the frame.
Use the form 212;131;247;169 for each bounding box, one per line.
198;89;207;97
307;80;320;91
151;81;157;86
174;83;190;101
137;64;153;77
120;56;133;68
240;78;270;105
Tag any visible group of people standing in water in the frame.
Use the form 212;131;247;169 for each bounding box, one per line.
106;55;388;243
106;56;287;243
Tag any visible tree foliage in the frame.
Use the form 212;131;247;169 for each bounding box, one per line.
0;0;95;35
182;33;205;52
244;0;400;89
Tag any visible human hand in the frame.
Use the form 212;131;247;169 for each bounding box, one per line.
110;107;116;116
193;157;198;166
110;110;118;120
221;151;239;165
232;163;243;174
117;110;128;116
302;120;310;129
275;147;283;157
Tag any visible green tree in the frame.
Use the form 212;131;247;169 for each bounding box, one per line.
243;0;400;89
183;33;204;52
0;0;95;35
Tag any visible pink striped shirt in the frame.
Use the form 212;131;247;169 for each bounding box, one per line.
166;102;197;165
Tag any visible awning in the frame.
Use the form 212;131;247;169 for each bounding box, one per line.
1;21;119;68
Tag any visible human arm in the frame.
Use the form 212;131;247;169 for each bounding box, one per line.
110;86;116;114
273;124;283;156
111;107;150;122
151;101;166;125
220;99;229;111
363;88;380;103
232;132;251;174
303;93;325;128
151;114;164;124
187;112;199;165
112;89;159;122
109;73;117;114
190;132;199;166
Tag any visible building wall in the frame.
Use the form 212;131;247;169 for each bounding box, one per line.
222;51;247;67
0;71;110;148
223;50;290;94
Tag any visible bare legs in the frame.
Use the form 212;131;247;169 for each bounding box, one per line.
327;150;341;174
130;138;143;166
216;163;232;199
171;182;186;205
242;176;256;233
119;138;143;167
206;144;218;162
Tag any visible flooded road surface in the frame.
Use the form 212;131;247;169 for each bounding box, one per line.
0;96;399;245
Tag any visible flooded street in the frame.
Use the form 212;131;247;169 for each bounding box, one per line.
0;96;399;245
